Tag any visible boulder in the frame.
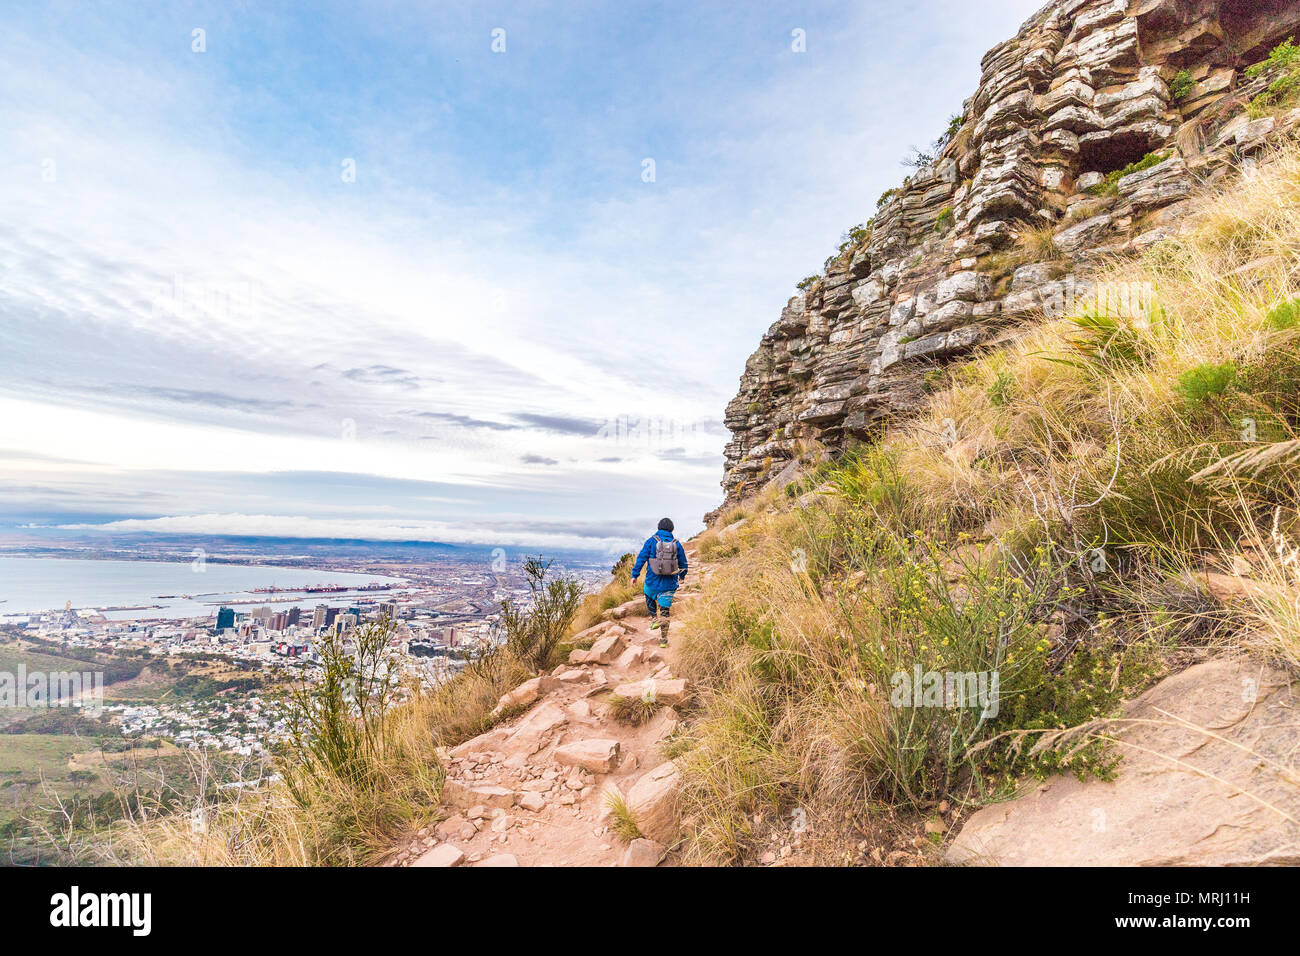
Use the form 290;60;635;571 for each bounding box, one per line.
621;838;667;867
570;632;627;666
611;677;691;707
505;702;568;753
934;270;989;305
606;599;649;621
555;738;621;774
435;815;477;842
478;853;519;867
614;645;644;669
626;761;681;844
946;659;1300;866
442;781;516;811
492;676;560;716
412;843;465;867
1118;156;1191;212
1053;212;1113;253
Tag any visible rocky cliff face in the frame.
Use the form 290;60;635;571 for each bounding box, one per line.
718;0;1300;505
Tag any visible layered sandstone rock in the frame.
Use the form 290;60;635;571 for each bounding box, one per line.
946;658;1300;866
718;0;1300;506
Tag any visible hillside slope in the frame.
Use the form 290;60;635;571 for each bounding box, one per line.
667;136;1300;865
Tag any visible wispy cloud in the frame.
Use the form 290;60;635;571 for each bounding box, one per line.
0;0;1042;548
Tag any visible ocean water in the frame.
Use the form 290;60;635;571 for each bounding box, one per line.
0;556;405;621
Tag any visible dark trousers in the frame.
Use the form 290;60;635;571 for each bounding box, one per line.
644;593;670;620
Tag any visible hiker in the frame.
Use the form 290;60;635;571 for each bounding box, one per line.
630;517;688;647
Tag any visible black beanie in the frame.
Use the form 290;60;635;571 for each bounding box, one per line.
657;517;674;532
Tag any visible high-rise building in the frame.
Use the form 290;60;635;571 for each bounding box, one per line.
378;601;397;620
286;607;301;626
216;607;235;630
312;605;327;629
324;607;340;627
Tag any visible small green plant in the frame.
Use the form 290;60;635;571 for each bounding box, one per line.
283;618;400;792
934;206;954;233
1246;36;1298;80
659;730;692;761
837;221;872;249
1250;71;1300;118
877;187;898;209
603;789;642;842
986;370;1016;407
944;113;963;140
1054;309;1154;370
1086;151;1171;197
1173;361;1237;410
1266;298;1300;330
1169;69;1195;102
1246;38;1300;118
746;401;764;415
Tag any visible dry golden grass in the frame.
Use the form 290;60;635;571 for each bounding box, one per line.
674;139;1300;864
90;686;452;867
1015;219;1062;260
569;554;640;636
602;788;643;843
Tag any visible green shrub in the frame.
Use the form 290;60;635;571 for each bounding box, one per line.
934;206;954;232
1246;36;1298;80
1266;297;1300;330
1056;309;1155;370
833;532;1156;799
500;557;585;670
843;221;872;246
1169;69;1194;102
1174;361;1237;410
1247;38;1300;118
1086;151;1171;197
876;188;898;209
986;370;1016;407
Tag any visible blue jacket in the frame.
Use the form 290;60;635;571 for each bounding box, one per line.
632;529;688;597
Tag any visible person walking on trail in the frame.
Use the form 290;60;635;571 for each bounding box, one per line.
630;517;688;648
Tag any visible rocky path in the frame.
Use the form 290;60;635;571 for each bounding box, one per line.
389;575;699;868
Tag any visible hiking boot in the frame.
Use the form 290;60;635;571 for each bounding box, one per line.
658;637;669;648
648;618;661;630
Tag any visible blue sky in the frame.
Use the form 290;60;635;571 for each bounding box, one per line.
0;0;1042;554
